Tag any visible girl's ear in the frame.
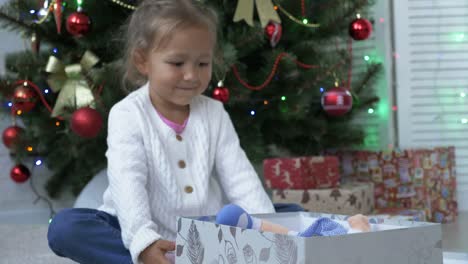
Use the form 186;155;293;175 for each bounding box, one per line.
133;49;148;76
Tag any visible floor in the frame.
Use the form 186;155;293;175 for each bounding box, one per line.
0;212;466;263
0;225;74;264
442;211;468;253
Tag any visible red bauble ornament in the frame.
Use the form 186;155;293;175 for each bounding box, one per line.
321;87;353;116
66;11;91;37
349;18;372;41
10;164;31;183
212;86;230;103
71;107;103;138
2;126;24;149
265;21;282;47
13;84;38;113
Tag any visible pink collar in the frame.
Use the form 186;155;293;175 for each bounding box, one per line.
156;110;189;134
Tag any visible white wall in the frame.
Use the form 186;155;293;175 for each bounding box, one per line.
393;0;468;211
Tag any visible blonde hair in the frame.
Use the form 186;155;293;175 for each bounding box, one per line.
122;0;219;91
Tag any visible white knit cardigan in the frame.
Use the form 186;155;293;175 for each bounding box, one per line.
99;84;274;263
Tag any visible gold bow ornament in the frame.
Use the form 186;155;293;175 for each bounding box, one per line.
45;51;99;117
233;0;281;27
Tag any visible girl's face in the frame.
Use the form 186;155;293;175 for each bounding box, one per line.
135;25;215;110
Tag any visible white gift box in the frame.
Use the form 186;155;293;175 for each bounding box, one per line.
175;212;442;264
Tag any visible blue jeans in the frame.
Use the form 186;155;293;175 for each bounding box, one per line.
48;208;133;264
48;204;303;263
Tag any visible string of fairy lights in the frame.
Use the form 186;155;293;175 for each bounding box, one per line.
6;0;387;167
104;0;321;27
6;0;442;220
4;0;363;152
107;0;136;10
273;1;320;28
16;0;385;117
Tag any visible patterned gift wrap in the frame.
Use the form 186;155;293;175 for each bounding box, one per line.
334;146;457;223
263;156;340;189
271;181;374;215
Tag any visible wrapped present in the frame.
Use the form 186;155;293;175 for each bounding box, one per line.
371;208;427;222
304;156;340;188
271;181;374;215
263;156;340;189
263;157;309;189
334;146;458;223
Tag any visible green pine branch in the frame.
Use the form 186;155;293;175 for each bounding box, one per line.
0;10;77;49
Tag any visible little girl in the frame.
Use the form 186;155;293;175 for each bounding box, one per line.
47;1;275;263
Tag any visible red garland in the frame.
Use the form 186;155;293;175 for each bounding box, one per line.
12;80;59;118
301;0;306;17
231;52;319;91
232;0;360;92
13;80;106;120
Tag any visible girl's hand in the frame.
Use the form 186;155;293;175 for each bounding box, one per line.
140;239;176;264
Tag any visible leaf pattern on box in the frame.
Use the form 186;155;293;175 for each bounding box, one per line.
217;255;226;264
230;226;237;239
273;234;297;264
301;190;309;203
225;240;237;264
243;244;257;264
218;228;223;243
229;226;240;249
259;247;271;262
176;245;184;257
187;220;204;264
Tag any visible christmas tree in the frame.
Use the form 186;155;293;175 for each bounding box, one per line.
0;0;380;198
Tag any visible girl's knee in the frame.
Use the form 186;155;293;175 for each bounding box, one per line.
47;209;78;254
